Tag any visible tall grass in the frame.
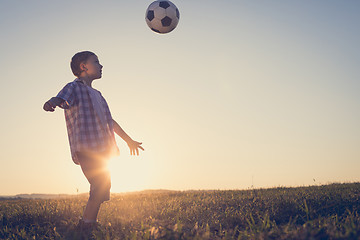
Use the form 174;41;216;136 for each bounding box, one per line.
1;183;359;239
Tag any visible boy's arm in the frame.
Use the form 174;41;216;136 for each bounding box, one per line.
43;97;65;112
113;119;144;156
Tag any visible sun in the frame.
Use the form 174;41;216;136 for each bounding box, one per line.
108;154;154;193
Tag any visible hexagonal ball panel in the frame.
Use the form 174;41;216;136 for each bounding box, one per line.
154;6;166;19
147;1;159;11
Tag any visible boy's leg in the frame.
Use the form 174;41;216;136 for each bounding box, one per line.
83;198;101;222
77;152;111;223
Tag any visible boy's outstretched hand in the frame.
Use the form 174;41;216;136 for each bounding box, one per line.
127;140;144;156
112;119;144;156
43;101;56;112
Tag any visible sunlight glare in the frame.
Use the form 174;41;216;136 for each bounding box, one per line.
108;154;154;193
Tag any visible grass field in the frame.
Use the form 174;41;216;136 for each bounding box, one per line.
1;183;360;239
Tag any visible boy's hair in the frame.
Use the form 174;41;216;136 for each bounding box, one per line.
70;51;96;77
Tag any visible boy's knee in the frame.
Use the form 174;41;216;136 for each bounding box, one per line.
89;173;111;203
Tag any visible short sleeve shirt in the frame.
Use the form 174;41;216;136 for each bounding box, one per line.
56;79;119;164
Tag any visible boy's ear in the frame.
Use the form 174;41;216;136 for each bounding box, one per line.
80;63;88;71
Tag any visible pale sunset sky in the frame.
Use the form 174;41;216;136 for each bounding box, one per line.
0;1;359;195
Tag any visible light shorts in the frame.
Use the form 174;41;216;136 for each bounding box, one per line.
77;151;111;203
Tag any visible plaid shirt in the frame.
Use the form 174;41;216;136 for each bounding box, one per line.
56;79;119;164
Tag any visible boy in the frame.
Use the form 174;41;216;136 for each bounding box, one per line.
43;51;144;228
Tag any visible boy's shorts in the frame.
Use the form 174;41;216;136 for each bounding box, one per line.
77;151;111;203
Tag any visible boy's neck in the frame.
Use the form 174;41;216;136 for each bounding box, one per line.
78;76;94;88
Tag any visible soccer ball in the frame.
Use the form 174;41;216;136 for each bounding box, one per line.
145;1;180;34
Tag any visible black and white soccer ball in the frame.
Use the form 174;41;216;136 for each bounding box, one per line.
145;1;180;34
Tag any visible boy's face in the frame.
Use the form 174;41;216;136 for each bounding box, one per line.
81;55;103;80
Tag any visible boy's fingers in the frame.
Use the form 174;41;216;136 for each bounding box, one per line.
129;143;144;156
43;102;55;112
137;142;144;151
44;107;54;112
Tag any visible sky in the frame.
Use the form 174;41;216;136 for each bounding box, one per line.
0;0;359;195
